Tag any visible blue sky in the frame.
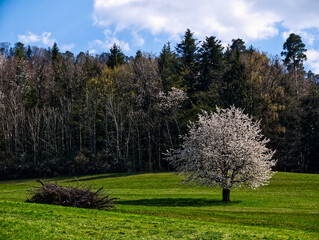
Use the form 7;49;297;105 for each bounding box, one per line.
1;0;319;72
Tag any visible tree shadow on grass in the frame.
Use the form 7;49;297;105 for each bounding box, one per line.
62;172;146;183
117;198;241;207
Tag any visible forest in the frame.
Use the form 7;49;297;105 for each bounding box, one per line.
0;29;318;179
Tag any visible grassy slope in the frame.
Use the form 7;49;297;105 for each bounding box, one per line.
0;172;318;239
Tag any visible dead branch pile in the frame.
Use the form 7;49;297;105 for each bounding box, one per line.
27;179;118;210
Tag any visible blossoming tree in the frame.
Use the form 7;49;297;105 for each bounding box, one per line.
168;106;276;202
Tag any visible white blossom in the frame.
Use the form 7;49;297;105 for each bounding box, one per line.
168;106;276;196
159;87;187;111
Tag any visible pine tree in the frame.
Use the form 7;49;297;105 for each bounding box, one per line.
197;36;224;91
14;42;27;60
175;29;198;92
27;45;32;60
51;42;60;61
281;33;307;74
135;50;142;59
158;42;178;91
222;47;248;109
225;38;246;61
108;44;125;69
281;33;307;98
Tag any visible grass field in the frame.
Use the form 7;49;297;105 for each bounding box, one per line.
0;172;318;239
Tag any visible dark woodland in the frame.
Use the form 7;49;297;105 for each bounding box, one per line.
0;30;318;179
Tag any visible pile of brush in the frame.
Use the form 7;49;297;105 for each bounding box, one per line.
27;179;118;210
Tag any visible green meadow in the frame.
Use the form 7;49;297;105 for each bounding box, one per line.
0;172;318;239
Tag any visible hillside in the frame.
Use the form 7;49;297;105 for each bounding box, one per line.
0;172;318;239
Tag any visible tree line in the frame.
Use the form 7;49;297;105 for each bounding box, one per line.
0;30;318;179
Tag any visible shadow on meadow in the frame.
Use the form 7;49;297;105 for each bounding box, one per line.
117;198;241;207
62;172;146;183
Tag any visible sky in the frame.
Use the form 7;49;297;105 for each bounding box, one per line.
0;0;319;73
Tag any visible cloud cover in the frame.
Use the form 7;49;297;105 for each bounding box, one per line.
18;32;56;47
89;29;130;54
307;49;319;73
18;32;75;52
93;0;319;71
93;0;319;42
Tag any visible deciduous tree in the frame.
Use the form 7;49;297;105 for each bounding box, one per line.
168;106;276;202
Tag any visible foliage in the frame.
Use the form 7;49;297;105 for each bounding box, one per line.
158;42;178;91
175;29;198;91
108;43;125;69
281;33;307;74
222;50;248;109
168;106;276;202
197;36;224;92
14;42;27;60
0;30;318;178
27;179;118;210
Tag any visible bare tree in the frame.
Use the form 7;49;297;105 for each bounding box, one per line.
159;87;187;146
130;54;161;172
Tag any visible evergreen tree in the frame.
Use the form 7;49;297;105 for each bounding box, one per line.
14;42;27;60
175;29;198;92
51;42;69;107
281;33;307;74
222;48;248;109
108;44;125;69
158;42;178;91
302;85;319;172
281;33;307;98
225;38;246;61
135;50;142;59
197;36;224;91
26;45;32;60
230;38;246;52
51;42;60;61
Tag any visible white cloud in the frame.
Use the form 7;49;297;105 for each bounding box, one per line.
89;30;130;52
255;0;319;31
132;31;145;47
282;30;317;47
89;49;97;55
18;32;39;43
307;49;319;74
92;0;319;44
93;0;280;42
18;32;56;47
60;43;75;52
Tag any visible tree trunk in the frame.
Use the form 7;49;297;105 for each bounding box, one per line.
93;106;96;155
79;122;82;152
147;122;152;172
137;129;142;171
222;189;230;202
165;120;173;148
104;115;108;152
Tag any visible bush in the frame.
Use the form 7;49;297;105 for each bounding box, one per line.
27;179;118;210
73;153;90;174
